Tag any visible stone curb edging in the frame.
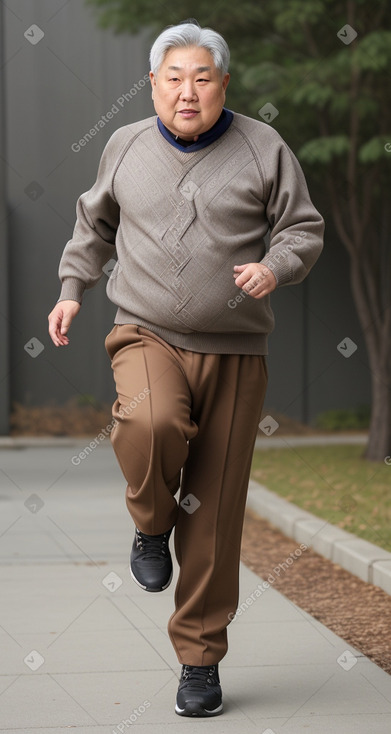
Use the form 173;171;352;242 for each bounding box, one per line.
0;432;368;449
246;479;391;596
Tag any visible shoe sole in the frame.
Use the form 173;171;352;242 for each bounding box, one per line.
175;702;223;717
129;566;173;593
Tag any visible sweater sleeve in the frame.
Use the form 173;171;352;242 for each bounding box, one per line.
259;138;324;287
57;128;125;303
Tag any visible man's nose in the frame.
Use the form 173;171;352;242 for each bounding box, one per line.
179;80;197;100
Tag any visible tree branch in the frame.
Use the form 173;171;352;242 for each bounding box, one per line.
361;164;378;235
346;0;362;246
326;172;355;256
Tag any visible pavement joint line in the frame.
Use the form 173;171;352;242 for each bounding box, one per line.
246;479;391;597
280;671;336;726
281;596;337;649
46;595;101;648
0;674;23;703
46;516;104;569
0;515;22;540
359;668;391;704
48;672;100;725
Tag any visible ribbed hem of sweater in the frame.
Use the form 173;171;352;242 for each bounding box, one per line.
57;277;86;303
114;309;268;355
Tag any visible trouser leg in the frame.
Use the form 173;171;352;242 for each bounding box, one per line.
105;324;268;666
104;324;198;535
167;352;268;666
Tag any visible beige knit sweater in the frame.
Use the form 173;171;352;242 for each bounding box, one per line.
58;112;324;354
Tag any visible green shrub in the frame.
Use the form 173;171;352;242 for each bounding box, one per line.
315;405;370;430
76;394;102;409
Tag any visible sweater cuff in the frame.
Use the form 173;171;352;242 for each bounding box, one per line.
260;253;293;287
57;277;86;304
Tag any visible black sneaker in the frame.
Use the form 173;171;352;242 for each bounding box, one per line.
175;664;223;717
130;526;173;592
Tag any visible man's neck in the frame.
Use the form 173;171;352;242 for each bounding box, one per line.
173;133;200;146
157;108;233;153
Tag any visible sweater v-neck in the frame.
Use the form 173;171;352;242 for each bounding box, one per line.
151;114;235;168
157;107;233;152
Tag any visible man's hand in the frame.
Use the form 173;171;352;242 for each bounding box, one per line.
233;263;277;299
48;300;81;347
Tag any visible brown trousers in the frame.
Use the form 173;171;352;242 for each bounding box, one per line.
105;324;268;666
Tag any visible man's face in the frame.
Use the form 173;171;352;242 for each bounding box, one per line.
149;45;230;140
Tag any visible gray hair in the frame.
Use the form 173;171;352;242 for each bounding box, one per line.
149;22;230;77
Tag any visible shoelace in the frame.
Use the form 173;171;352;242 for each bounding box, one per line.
180;665;218;690
135;529;169;560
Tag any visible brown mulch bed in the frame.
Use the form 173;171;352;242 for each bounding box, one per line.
9;400;113;436
241;508;391;675
9;403;333;437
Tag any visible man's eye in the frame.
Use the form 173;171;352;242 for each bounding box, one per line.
197;78;209;82
169;77;180;82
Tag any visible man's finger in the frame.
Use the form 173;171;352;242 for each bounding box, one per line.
48;313;61;340
48;300;80;346
238;270;266;291
48;309;68;344
248;276;277;299
60;314;72;335
233;266;252;288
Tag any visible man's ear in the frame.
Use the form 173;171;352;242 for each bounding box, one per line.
222;73;230;91
149;70;156;99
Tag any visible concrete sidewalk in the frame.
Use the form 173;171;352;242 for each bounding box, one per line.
0;442;391;733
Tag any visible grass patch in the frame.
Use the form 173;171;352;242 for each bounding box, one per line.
251;445;391;551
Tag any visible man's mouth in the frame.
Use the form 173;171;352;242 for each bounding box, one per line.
177;109;199;119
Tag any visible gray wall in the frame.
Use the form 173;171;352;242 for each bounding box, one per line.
1;0;370;431
3;0;153;413
0;0;10;433
267;233;370;422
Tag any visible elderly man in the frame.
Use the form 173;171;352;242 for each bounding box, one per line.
48;19;324;718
